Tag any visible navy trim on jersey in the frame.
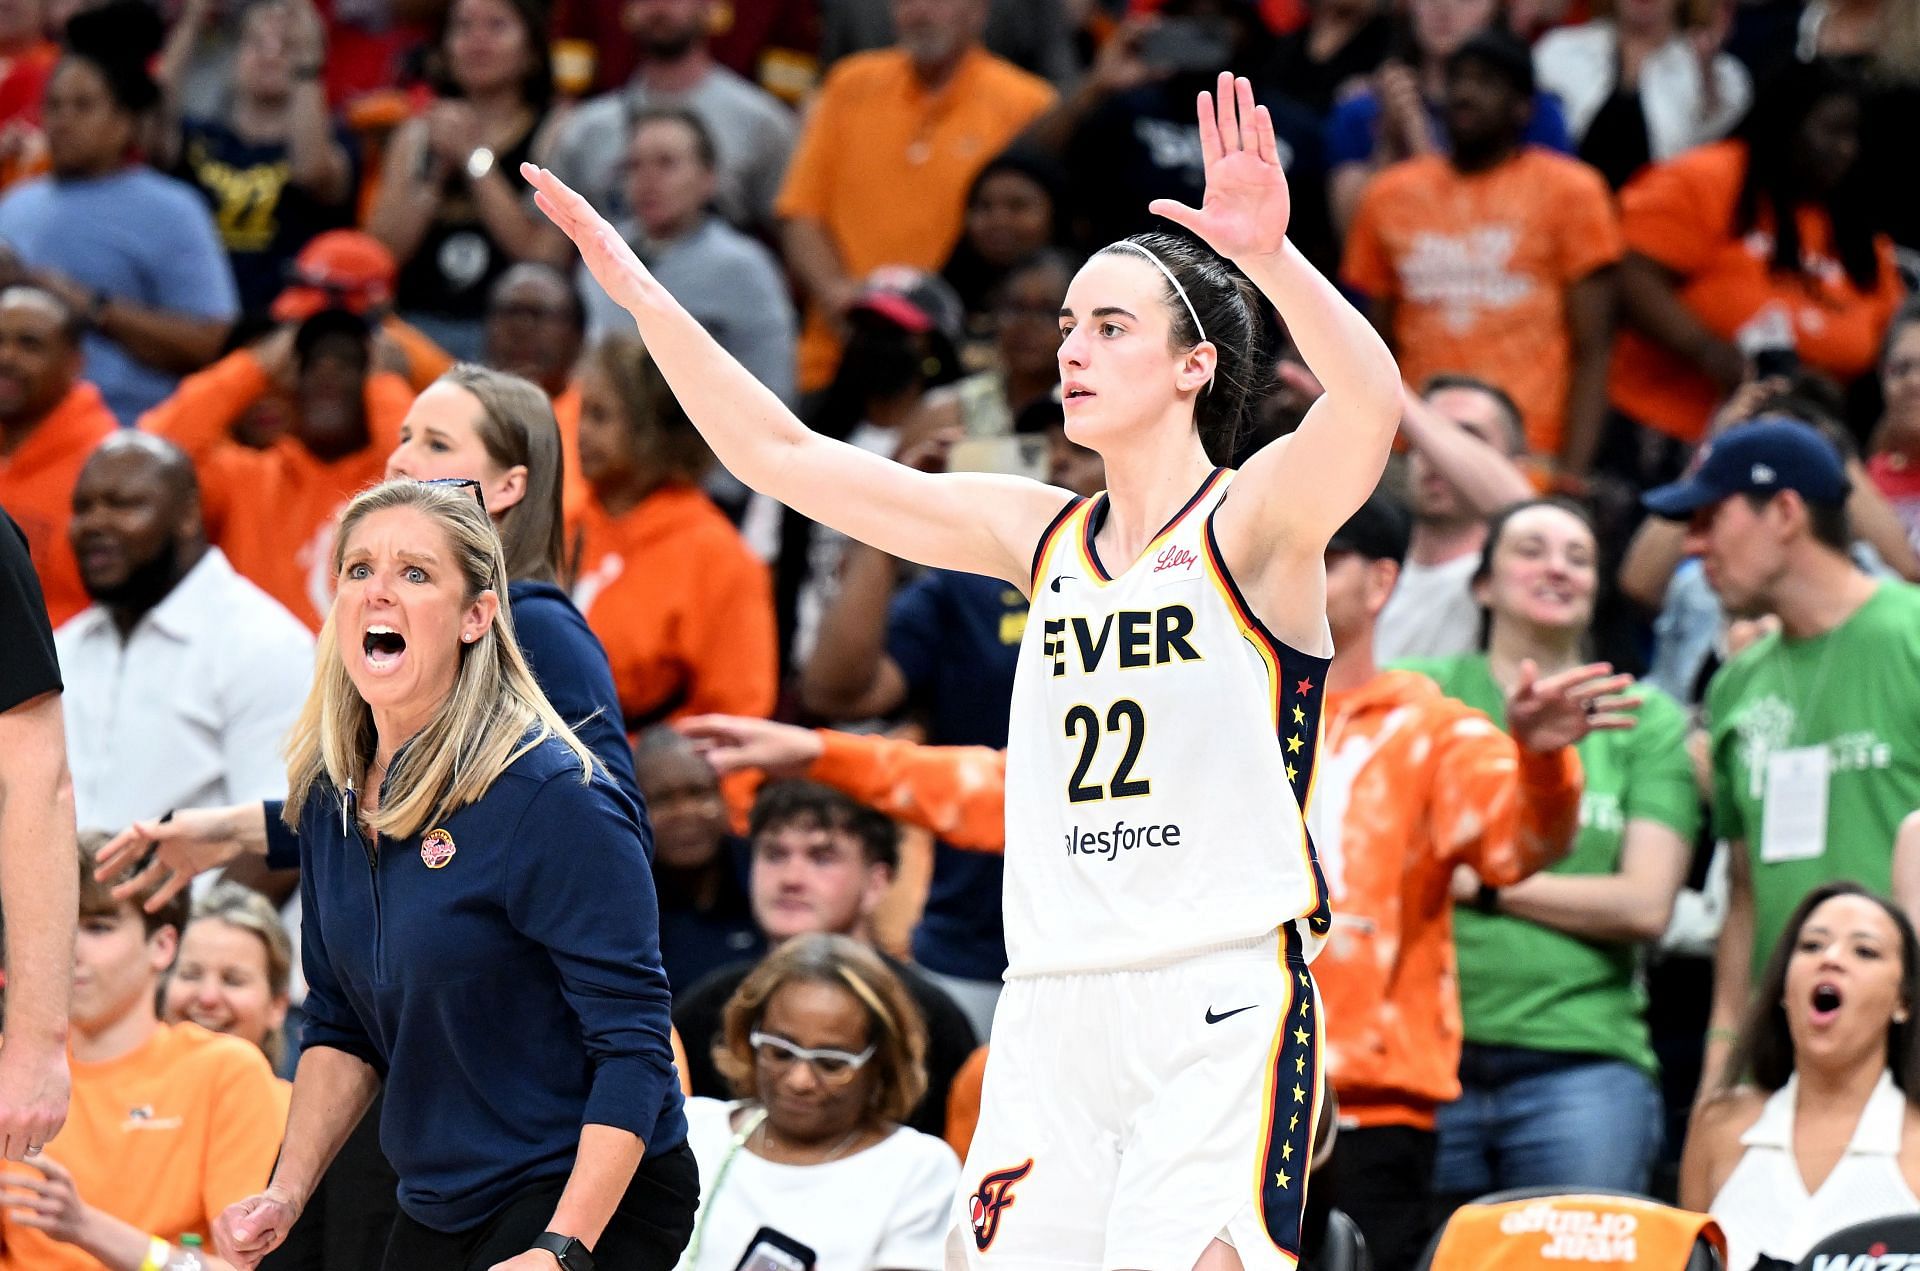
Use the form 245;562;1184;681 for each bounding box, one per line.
1079;466;1227;581
1028;495;1088;594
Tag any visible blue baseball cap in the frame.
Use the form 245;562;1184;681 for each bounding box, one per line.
1642;417;1850;519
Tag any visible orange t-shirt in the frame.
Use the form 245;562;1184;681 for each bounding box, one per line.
1608;141;1905;444
0;382;117;627
1342;148;1624;459
775;46;1056;392
552;381;587;528
1311;670;1581;1129
569;484;777;727
138;350;415;628
0;1022;286;1269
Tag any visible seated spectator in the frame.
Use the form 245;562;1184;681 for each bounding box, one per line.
1607;61;1902;479
158;0;357;319
1868;304;1920;552
0;284;115;625
270;230;454;395
1793;0;1920;254
0;0;56;191
917;248;1074;440
1640;418;1920;1096
1038;0;1332;266
480;264;589;516
774;0;1053;393
680;933;960;1271
1533;0;1750;191
1325;0;1571;234
569;333;777;727
1373;377;1534;662
576;107;795;407
1401;498;1698;1204
1342;32;1621;478
136;309;414;628
162;881;294;1081
938;149;1069;353
636;725;765;992
365;0;567;362
53;433;314;833
546;0;797;235
0;836;285;1271
1263;0;1393;117
673;780;978;1138
1681;883;1920;1271
0;1;237;423
822;0;1077;86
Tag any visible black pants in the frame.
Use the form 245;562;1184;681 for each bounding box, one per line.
1323;1124;1438;1271
379;1141;699;1271
264;1094;399;1271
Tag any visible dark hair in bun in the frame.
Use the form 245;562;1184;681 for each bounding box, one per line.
62;0;165;115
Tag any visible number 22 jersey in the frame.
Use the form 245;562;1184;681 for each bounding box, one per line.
1003;468;1333;978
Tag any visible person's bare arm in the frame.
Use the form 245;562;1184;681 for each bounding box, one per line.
151;0;215;168
778;216;858;325
1398;386;1535;515
96;802;270;911
1678;1092;1754;1212
1699;840;1753;1100
800;543;910;719
1617;252;1745;389
1895;810;1920;934
1559;268;1616;478
1844;457;1920;581
529;164;1071;586
6;1154;251;1271
366;120;443;270
1619;515;1690;610
281;1;352;205
0;692;75;1160
1489;820;1690;941
94;300;230;374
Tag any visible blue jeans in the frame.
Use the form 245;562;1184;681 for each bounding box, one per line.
1433;1044;1664;1202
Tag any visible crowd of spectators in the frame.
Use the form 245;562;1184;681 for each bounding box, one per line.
1;0;1919;1265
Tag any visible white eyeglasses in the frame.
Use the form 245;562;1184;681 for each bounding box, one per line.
748;1030;878;1085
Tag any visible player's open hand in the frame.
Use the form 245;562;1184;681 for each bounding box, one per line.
523;163;660;314
1147;73;1291;262
677;715;824;778
1507;660;1643;754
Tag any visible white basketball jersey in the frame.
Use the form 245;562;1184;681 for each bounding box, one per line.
1003;468;1334;978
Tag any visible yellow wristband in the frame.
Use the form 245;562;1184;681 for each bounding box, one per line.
139;1236;171;1271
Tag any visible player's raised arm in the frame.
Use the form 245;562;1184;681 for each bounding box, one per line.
524;164;1070;588
1151;74;1401;559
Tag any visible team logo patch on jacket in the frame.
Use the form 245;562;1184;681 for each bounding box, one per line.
421;828;457;869
970;1159;1033;1251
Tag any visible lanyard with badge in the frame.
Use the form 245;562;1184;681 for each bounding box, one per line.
1758;637;1838;865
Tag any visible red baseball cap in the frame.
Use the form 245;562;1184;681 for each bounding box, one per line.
271;231;398;322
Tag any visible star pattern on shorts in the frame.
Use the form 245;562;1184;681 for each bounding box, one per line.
1293;1027;1309;1045
1285;761;1297;782
1287;734;1304;754
1291;704;1305;726
1275;1169;1293;1189
1296;676;1314;695
1292;1084;1306;1104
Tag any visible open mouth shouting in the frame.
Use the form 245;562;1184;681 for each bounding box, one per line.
363;624;408;674
1808;980;1845;1028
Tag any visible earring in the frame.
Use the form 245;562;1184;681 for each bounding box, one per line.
1897;1012;1911;1025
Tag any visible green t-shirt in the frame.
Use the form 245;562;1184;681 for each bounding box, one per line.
1706;580;1920;978
1397;654;1701;1074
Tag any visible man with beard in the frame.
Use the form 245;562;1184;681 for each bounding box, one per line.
546;0;797;234
0;285;117;625
53;433;313;833
1343;29;1621;481
135;307;414;627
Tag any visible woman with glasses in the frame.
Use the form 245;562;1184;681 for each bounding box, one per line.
678;933;959;1271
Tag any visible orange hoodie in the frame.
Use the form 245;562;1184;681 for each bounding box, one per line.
0;381;117;626
138;351;415;628
803;668;1584;1132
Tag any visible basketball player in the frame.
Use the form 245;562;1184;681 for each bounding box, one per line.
529;74;1403;1271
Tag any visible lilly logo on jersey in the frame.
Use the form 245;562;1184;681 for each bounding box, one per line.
1042;606;1201;677
970;1159;1033;1251
1153;545;1198;574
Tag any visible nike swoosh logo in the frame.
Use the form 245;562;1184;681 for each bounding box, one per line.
1050;575;1074;592
1205;1004;1258;1024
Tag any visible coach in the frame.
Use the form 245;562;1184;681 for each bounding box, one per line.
212;479;695;1271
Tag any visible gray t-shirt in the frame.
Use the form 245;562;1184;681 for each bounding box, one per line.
579;214;796;405
546;67;796;232
1373;552;1482;664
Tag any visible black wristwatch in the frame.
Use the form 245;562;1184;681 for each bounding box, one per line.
1474;883;1502;915
531;1232;595;1271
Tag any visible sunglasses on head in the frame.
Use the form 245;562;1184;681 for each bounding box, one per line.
418;477;486;510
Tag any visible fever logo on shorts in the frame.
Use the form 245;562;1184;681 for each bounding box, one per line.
969;1159;1033;1252
420;828;457;869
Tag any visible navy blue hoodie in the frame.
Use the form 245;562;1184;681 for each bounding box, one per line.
293;733;686;1232
266;580;638;871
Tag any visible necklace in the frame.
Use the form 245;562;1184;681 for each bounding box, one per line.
754;1116;865;1166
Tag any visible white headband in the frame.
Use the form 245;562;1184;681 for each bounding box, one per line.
1110;241;1206;344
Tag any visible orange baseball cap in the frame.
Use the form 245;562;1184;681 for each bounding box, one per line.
271;231;398;322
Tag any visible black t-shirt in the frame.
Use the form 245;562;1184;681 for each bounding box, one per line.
177;118;361;319
0;509;61;713
673;951;979;1139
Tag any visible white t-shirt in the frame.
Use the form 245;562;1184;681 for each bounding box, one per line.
678;1098;960;1271
1374;553;1482;663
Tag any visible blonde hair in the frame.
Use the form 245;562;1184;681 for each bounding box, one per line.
436;364;567;586
186;881;295;1068
283;479;594;840
713;934;928;1124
